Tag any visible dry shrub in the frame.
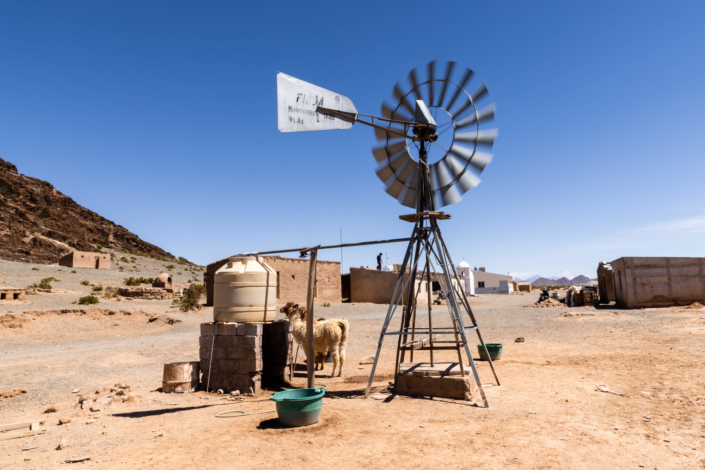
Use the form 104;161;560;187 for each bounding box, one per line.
180;284;205;312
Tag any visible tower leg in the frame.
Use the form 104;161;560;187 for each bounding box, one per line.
364;227;419;398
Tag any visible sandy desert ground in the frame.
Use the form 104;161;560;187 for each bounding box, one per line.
1;261;704;469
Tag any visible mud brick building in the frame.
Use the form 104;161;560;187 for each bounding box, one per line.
59;251;110;270
0;287;25;302
204;256;341;306
597;261;616;303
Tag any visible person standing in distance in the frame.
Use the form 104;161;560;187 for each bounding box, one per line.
377;253;383;271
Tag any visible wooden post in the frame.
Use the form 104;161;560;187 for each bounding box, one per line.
306;249;318;388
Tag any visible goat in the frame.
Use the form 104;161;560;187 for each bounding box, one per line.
280;302;348;377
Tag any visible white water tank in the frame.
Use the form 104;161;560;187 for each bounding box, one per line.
213;256;277;322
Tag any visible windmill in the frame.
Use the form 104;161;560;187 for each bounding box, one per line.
277;61;500;407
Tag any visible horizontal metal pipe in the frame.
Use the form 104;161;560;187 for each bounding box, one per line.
251;237;414;256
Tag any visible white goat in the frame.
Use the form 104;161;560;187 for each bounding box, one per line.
282;303;348;378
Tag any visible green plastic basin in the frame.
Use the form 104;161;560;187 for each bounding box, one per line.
477;343;503;361
270;387;326;427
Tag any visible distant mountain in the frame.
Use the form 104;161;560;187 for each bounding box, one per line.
571;275;592;285
530;275;595;287
532;276;571;287
517;274;542;283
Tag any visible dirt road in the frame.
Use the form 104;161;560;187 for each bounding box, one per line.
1;291;704;469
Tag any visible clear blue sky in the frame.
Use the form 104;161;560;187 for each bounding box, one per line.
2;1;704;278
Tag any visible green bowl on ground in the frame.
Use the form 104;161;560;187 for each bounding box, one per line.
477;343;503;361
270;387;326;427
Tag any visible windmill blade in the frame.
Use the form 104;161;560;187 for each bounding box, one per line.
375;163;394;183
449;145;494;172
446;155;482;192
450;84;488;119
440;183;462;206
408;67;423;101
450;97;474;121
381;102;412;122
277;72;357;133
454;129;499;148
377;149;413;184
398;166;418;208
445;68;474;111
470;83;489;103
454;104;495;130
436;61;456;110
426;61;436;106
388;148;412;171
374;126;407;141
435;159;454;188
372;141;407;163
393;82;415;116
384;157;414;199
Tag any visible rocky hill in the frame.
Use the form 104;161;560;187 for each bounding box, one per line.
0;157;187;264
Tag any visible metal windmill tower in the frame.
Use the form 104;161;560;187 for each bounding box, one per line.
277;61;500;407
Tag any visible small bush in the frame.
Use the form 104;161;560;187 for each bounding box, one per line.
25;289;37;295
180;284;205;312
78;295;99;305
71;270;77;274
321;302;331;307
96;244;103;250
80;280;90;286
103;286;119;299
124;277;154;286
165;265;175;270
39;277;54;289
32;267;39;271
92;286;103;292
120;257;129;262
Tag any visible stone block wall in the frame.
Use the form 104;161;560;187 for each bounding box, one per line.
199;320;293;394
118;287;173;300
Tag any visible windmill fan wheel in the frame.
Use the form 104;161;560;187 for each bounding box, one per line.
372;60;498;209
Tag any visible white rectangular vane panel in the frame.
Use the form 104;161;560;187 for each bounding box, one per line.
277;72;357;133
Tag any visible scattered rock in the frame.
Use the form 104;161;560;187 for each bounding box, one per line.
56;439;69;450
360;356;375;364
86;419;98;424
230;390;240;397
58;418;71;425
372;394;387;400
97;396;113;406
166;317;181;324
0;388;28;400
71;389;80;393
515;337;525;343
216;389;224;395
65;456;91;463
155;431;165;438
89;406;101;412
44;405;59;413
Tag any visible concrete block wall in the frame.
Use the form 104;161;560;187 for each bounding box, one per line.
199;320;293;394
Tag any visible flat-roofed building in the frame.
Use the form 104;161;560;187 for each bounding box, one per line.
58;251;110;270
612;257;705;308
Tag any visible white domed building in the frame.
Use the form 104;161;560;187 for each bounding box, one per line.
456;261;475;296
